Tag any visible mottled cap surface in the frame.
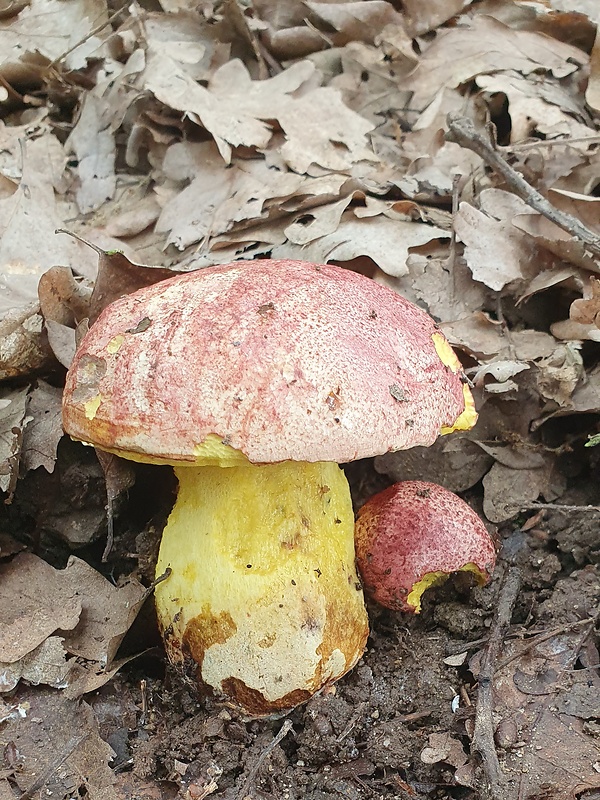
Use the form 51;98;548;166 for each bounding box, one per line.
63;259;472;465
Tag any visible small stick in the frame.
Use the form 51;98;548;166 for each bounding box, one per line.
19;734;88;800
520;502;600;513
471;533;526;799
446;114;600;261
509;135;600;151
140;567;172;604
236;719;293;800
497;616;597;671
448;172;462;301
48;5;126;69
337;701;366;742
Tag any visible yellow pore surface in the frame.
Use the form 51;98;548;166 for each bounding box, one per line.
154;459;368;712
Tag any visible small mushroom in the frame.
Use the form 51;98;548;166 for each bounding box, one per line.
355;481;496;613
62;259;477;715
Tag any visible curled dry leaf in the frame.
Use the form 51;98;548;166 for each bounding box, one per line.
0;636;72;693
0;136;97;381
88;248;176;324
535;342;584;407
273;214;449;277
552;318;600;342
0;551;145;693
0;304;52;381
306;1;405;46
513;212;600;274
0;0;110;72
569;276;600;327
0;387;29;498
476;73;594;143
0;553;82;665
60;556;146;665
375;435;493;493
482;455;565;523
20;380;64;474
454;189;539;291
38;266;92;327
421;731;468;768
156;141;306;251
37;266;93;368
403;15;586;112
142;54;310;162
0;688;119;799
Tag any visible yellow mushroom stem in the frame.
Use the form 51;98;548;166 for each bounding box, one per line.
154;459;369;716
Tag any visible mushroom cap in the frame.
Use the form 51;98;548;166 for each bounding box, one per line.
355;480;497;612
63;259;473;465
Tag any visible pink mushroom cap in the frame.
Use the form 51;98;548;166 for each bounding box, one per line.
63;259;472;464
355;481;496;612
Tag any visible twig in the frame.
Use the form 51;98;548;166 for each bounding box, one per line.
19;734;88;800
48;5;126;69
445;114;600;261
471;532;526;799
520;502;600;513
448;172;461;301
447;619;595;656
336;701;366;742
508;135;600;151
496;617;596;670
141;567;172;604
236;719;293;800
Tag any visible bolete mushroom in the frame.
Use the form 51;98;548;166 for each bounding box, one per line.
355;480;496;613
62;259;476;715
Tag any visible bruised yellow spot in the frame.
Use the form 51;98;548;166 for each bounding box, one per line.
432;332;477;434
106;334;125;354
84;395;102;420
407;562;489;612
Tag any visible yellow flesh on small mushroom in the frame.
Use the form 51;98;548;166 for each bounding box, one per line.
154;459;369;715
406;562;489;613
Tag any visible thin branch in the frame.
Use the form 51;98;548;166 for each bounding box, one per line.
19;735;88;800
497;617;597;670
48;5;126;69
445;114;600;261
471;533;527;800
508;135;600;151
521;502;600;513
236;719;293;800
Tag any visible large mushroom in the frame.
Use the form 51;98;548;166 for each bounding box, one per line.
62;259;476;715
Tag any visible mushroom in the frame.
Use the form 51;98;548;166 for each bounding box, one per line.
355;480;496;613
62;259;476;715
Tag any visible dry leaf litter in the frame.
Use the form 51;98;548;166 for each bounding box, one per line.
0;1;599;799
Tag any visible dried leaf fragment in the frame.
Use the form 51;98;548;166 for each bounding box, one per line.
0;386;29;497
0;553;82;664
20;380;64;474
